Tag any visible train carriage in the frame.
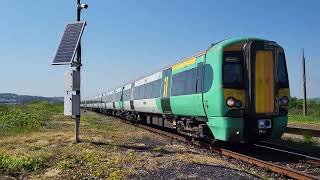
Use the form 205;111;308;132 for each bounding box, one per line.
82;37;290;142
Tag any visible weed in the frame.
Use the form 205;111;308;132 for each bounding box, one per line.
302;134;315;145
0;102;63;134
153;146;166;153
0;152;47;174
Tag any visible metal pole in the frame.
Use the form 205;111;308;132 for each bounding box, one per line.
75;0;81;143
302;49;307;116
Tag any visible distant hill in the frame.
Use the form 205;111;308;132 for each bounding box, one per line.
309;98;320;102
0;93;63;104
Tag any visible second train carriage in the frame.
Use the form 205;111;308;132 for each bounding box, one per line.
82;37;290;142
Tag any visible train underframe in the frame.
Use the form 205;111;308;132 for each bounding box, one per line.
85;107;214;141
85;107;287;143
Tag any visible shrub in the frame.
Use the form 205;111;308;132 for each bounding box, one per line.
0;101;63;134
0;152;47;174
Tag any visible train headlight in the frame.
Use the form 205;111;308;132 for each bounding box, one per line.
226;97;242;108
280;96;289;106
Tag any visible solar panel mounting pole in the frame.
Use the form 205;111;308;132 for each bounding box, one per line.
51;1;87;143
75;0;81;143
75;0;88;143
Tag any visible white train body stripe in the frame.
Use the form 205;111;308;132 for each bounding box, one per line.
135;72;161;86
106;102;113;109
123;101;131;111
134;98;160;113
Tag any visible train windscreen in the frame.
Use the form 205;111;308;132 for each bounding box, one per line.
223;51;244;88
277;52;289;88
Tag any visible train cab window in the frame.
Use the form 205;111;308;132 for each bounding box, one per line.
277;52;289;88
223;51;244;88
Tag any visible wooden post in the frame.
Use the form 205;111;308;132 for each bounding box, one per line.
302;49;307;116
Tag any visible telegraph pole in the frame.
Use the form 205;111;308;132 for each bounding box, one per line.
302;49;307;116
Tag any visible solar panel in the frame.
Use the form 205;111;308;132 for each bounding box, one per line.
52;22;86;65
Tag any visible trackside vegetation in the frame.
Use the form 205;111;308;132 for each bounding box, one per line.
0;98;318;178
288;97;320;126
0;102;63;134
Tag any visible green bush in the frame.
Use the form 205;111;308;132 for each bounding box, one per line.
0;101;63;134
288;97;320;116
0;152;47;174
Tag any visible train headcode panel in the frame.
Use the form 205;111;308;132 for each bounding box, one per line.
52;22;86;65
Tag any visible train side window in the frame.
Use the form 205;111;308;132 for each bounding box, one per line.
126;91;129;101
122;91;125;101
196;63;204;93
123;90;128;101
134;86;140;100
144;83;151;99
185;68;196;94
140;85;146;99
172;71;187;96
152;79;161;98
204;64;213;93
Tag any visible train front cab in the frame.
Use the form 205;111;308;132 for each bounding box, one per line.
206;39;289;142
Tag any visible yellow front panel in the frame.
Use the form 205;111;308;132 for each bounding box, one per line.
255;51;275;114
224;89;245;109
279;88;289;98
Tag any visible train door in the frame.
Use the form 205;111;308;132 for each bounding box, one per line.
245;41;276;115
161;68;172;114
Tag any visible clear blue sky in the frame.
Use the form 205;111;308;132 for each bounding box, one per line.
0;0;319;98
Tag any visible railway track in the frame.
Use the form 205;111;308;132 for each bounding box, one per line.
115;118;319;180
286;127;320;137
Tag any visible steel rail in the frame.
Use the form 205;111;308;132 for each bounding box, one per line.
286;127;320;137
256;141;320;166
125;122;319;180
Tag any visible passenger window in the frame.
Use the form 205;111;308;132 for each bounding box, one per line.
172;71;187;96
196;63;204;93
151;79;161;98
203;64;213;93
185;68;196;94
140;85;145;99
134;87;140;100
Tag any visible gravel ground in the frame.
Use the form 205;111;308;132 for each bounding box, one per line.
130;161;259;180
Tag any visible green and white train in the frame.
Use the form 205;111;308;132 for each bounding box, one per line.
82;37;290;142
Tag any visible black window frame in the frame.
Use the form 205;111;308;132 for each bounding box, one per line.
276;52;289;88
222;51;245;89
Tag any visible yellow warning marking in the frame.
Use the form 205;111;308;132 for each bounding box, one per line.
163;76;168;97
172;58;196;71
279;88;289;98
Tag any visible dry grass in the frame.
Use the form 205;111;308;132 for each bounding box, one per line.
0;111;249;179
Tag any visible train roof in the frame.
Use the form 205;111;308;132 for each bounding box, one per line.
86;37;269;99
